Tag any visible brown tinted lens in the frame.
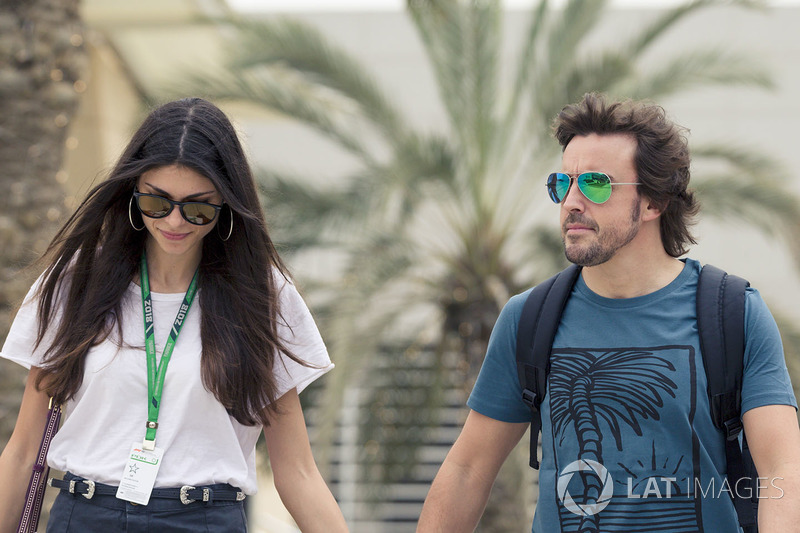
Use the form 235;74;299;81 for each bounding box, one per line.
137;195;172;217
182;203;218;225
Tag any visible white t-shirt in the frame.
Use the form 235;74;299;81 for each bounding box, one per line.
1;271;333;495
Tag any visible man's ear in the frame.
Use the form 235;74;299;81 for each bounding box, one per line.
642;197;666;222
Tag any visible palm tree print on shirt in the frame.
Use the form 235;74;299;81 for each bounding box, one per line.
548;346;702;533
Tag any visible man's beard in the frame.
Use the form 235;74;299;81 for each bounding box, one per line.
562;200;642;267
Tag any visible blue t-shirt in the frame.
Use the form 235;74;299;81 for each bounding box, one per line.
468;259;796;533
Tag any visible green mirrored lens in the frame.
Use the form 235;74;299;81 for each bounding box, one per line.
578;172;612;203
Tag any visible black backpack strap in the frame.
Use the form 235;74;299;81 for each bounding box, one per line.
516;264;581;469
697;264;756;532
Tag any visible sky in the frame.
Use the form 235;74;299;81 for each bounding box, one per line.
228;0;799;12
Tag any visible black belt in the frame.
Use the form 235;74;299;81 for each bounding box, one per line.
48;477;246;505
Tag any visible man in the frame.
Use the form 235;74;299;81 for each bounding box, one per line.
417;93;800;532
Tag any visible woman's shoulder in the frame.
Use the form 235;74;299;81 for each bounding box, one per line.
269;266;304;308
21;263;71;308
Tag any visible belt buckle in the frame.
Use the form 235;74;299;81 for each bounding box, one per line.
82;480;95;500
180;485;212;504
180;485;196;505
68;479;95;499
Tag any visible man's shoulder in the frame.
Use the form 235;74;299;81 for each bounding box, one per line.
508;288;533;310
492;289;531;338
683;257;702;272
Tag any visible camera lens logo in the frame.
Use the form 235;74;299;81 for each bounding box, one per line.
557;459;614;517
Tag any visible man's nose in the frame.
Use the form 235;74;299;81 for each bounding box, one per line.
561;177;585;211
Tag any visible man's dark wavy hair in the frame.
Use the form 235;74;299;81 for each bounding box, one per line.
553;92;699;257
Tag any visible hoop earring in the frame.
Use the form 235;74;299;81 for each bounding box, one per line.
129;196;145;231
218;206;233;241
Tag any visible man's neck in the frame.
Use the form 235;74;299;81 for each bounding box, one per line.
580;249;685;299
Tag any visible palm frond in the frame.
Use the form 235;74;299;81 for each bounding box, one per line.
558;53;633;116
175;67;378;164
694;176;800;229
690;143;800;264
694;176;800;265
258;132;456;249
228;17;409;145
620;48;773;100
408;0;502;176
496;0;551;167
407;0;472;150
257;168;372;251
692;143;786;179
542;0;608;83
626;0;767;57
501;0;550;131
378;132;458;205
530;0;607;119
465;0;502;173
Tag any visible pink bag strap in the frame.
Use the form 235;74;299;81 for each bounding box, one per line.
17;400;61;533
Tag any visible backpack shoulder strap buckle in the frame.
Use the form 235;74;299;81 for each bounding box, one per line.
711;389;743;440
723;417;744;441
521;388;540;411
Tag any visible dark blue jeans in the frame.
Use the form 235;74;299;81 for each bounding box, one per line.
46;474;248;532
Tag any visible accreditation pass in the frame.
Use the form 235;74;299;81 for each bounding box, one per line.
116;443;164;505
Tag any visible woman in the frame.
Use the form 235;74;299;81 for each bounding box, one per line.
0;98;348;532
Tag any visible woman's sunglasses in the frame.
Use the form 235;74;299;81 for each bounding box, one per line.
546;172;639;204
133;191;222;226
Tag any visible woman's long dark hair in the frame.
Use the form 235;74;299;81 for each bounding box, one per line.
34;98;304;426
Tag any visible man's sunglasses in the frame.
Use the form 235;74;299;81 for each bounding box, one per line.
546;172;639;204
133;191;222;226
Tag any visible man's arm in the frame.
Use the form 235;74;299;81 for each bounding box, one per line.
417;410;528;532
742;404;800;533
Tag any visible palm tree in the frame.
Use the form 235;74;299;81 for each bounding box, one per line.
180;0;800;530
550;348;679;532
0;0;86;526
0;0;84;444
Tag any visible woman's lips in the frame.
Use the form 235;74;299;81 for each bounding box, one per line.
161;230;189;241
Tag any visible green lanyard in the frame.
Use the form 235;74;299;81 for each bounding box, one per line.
139;252;199;451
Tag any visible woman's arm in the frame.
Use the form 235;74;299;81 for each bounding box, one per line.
262;388;348;533
0;367;51;533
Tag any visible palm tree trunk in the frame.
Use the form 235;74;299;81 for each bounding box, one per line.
570;375;603;533
0;0;84;323
0;0;85;522
448;288;535;532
